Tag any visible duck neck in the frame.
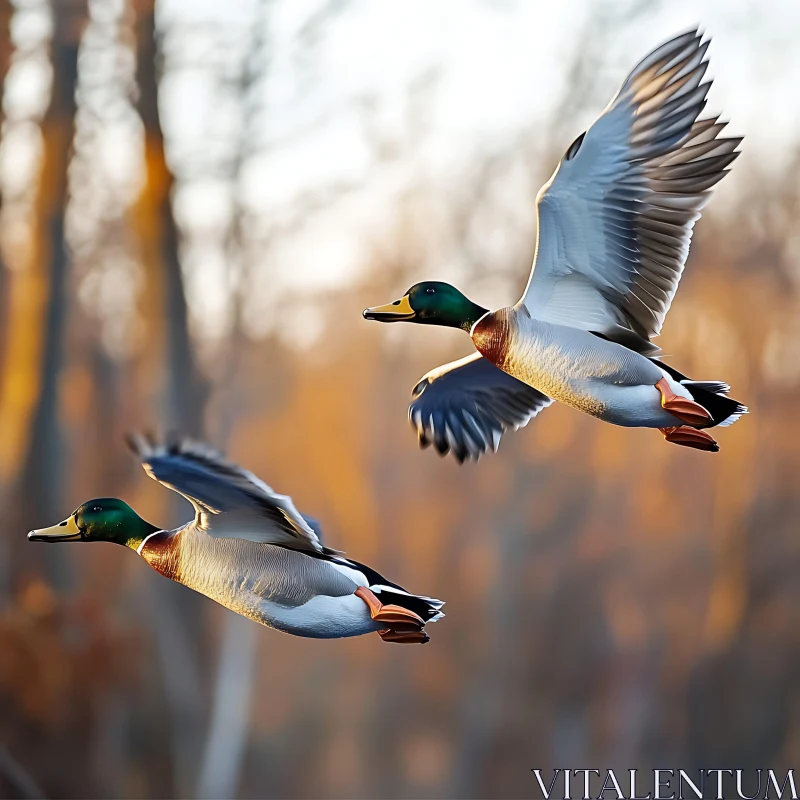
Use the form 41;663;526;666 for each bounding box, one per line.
457;301;489;333
123;517;161;552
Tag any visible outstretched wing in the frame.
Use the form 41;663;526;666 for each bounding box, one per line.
520;30;741;354
127;435;328;554
409;354;553;463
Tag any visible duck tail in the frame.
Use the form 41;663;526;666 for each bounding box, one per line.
371;584;446;623
681;380;748;428
650;359;747;428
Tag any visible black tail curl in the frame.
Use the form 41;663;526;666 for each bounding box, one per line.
652;360;747;428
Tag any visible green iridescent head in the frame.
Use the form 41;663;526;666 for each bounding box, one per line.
28;498;159;551
363;281;488;332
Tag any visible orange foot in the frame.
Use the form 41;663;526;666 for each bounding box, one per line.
355;586;426;632
378;628;430;644
655;377;713;427
660;425;719;452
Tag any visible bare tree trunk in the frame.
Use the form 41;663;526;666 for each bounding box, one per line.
131;3;210;795
197;6;272;795
133;0;207;436
0;0;18;602
450;465;594;798
13;0;86;586
195;614;257;799
0;0;13;379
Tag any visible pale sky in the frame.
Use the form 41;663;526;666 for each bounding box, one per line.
157;0;800;332
4;0;799;347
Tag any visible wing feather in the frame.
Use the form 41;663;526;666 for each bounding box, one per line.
409;354;552;463
520;30;740;352
127;435;329;554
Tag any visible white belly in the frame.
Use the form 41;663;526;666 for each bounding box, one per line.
498;329;693;428
156;532;383;640
591;382;691;428
238;592;385;640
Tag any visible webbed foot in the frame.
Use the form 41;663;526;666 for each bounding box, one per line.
660;425;719;452
378;628;430;644
655;377;713;427
355;585;427;634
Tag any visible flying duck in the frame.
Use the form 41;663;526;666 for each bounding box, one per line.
364;30;746;461
28;437;444;644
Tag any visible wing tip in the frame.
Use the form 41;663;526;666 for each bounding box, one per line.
623;27;707;90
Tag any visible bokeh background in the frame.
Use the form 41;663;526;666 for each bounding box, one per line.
0;0;799;797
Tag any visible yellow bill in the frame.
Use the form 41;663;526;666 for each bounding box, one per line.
363;294;415;322
28;515;83;542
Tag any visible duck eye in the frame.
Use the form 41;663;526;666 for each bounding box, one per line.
426;287;435;295
93;507;101;512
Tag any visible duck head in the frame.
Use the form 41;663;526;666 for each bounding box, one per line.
363;281;488;333
28;498;159;551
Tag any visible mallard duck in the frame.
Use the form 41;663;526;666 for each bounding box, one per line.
364;30;746;461
27;437;444;644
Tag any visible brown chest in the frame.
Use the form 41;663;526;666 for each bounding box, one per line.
470;308;513;366
140;530;182;582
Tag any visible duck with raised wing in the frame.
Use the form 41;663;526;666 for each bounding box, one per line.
28;437;444;644
364;31;746;460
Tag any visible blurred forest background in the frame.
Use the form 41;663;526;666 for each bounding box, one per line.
0;0;799;798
